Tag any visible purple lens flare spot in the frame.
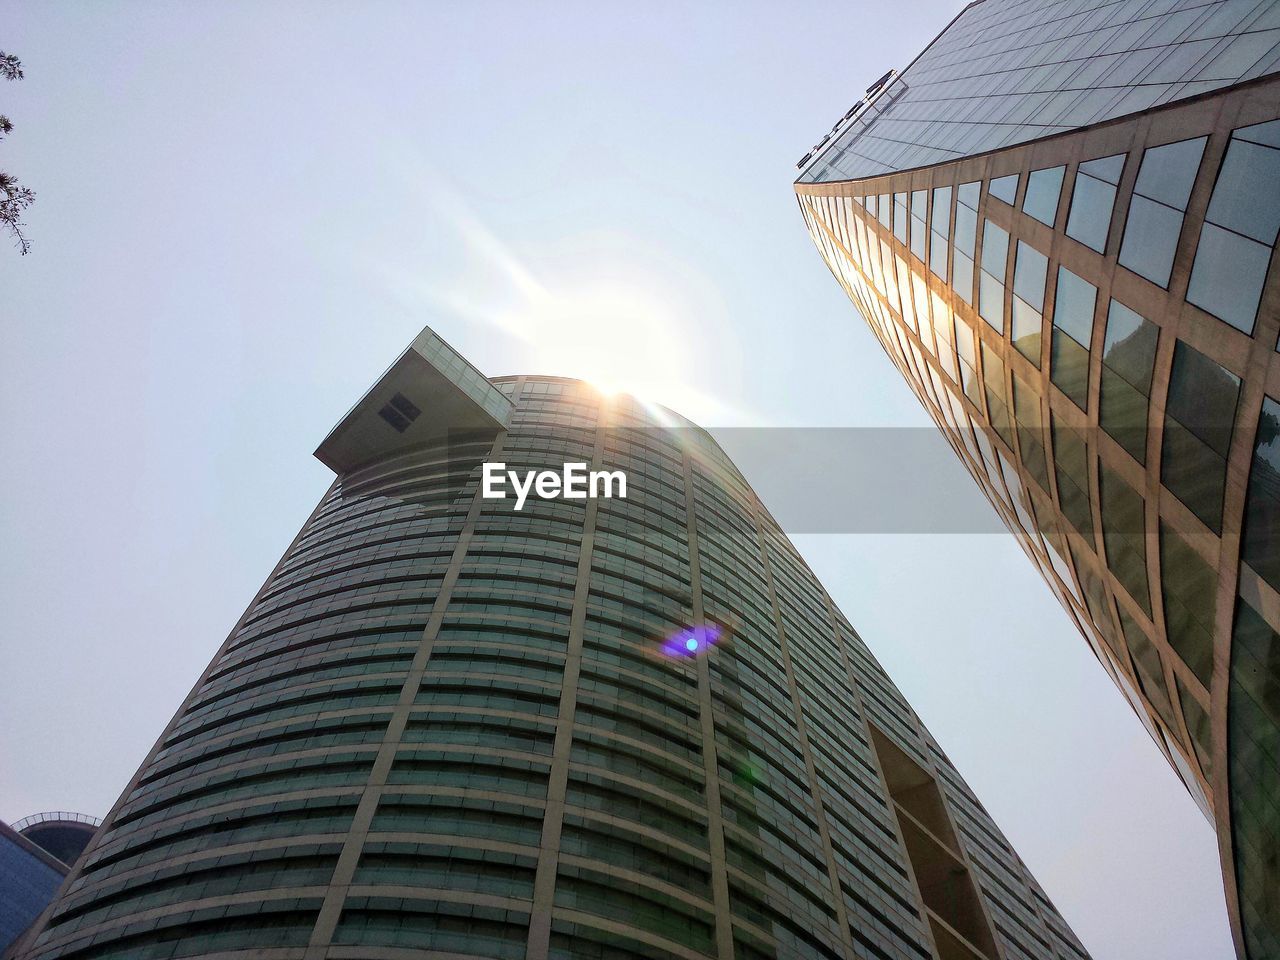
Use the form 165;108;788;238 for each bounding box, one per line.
661;623;723;658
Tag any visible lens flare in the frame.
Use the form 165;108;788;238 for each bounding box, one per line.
661;623;722;658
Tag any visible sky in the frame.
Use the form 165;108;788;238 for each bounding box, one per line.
0;3;1232;958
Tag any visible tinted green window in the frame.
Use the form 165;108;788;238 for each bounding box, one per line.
1052;416;1093;537
1099;464;1151;616
1228;599;1280;960
1011;242;1048;364
1162;341;1240;535
1158;524;1216;688
1099;301;1157;464
1050;267;1096;409
1117;605;1178;732
1241;395;1280;593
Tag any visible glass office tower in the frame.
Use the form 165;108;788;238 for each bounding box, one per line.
794;2;1280;957
12;328;1089;960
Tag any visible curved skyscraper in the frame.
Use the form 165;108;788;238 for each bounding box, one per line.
794;2;1280;956
12;328;1088;960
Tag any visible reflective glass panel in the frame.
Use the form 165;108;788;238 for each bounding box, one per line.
1162;341;1240;535
1022;165;1065;226
989;174;1018;205
1011;241;1047;364
1050;267;1097;410
1241;394;1280;594
1099;463;1151;616
1099;301;1157;464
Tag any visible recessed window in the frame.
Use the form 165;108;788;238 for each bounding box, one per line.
1066;153;1124;253
979;220;1009;333
1022;165;1065;227
1099;301;1157;464
1162;341;1240;535
378;392;422;433
910;190;928;261
930;185;952;280
954;315;981;406
988;173;1018;205
953;182;980;305
1118;137;1207;288
1050;267;1097;410
893;192;908;244
1176;676;1212;778
1187;119;1280;334
1159;523;1217;688
1241;394;1280;594
877;192;892;229
981;341;1014;449
1052;415;1093;538
1228;597;1280;960
1118;605;1179;732
1012;377;1049;492
1099;463;1151;616
1011;241;1048;364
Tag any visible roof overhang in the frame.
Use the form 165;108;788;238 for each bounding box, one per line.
314;327;512;475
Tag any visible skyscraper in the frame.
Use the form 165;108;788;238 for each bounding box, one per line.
794;3;1280;957
12;327;1088;960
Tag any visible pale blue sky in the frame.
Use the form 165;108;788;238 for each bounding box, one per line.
1;3;1230;958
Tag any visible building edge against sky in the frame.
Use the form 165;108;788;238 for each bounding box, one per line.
10;326;1090;960
794;1;1280;957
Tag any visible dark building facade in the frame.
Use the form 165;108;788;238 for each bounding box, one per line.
1;823;69;955
12;328;1089;960
794;2;1280;957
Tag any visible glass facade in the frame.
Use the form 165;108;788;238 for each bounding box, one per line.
796;4;1280;955
799;0;1280;184
12;347;1089;960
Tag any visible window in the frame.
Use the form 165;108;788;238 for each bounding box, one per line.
1241;394;1280;594
1158;523;1217;688
1050;268;1097;409
1022;165;1065;226
877;193;891;229
1162;341;1240;535
979;220;1009;332
1229;599;1280;960
988;173;1018;205
1066;153;1124;252
1099;463;1151;616
1099;301;1157;464
910;190;928;261
1117;605;1178;732
949;183;980;308
1052;416;1093;538
954;316;981;406
981;342;1013;448
1011;241;1048;364
893;192;908;244
1013;377;1049;491
1118;137;1207;287
929;185;952;279
1177;677;1211;778
1187;120;1280;334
